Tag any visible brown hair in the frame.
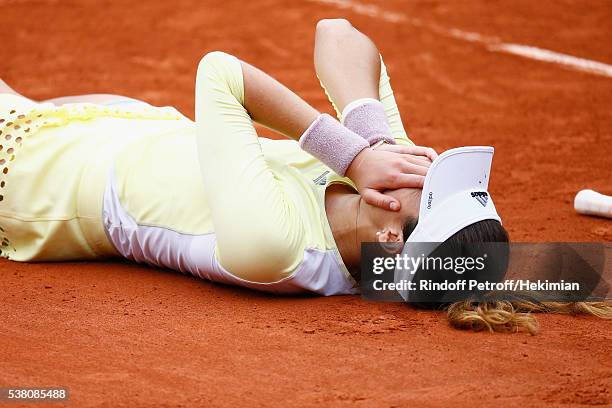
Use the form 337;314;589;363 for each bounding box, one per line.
447;295;611;335
406;219;612;334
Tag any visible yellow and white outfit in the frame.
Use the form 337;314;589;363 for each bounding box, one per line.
0;51;412;295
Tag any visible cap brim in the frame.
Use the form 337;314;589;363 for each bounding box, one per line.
418;146;494;220
395;146;502;301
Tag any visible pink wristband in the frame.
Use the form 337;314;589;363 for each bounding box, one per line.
342;99;395;146
299;114;369;176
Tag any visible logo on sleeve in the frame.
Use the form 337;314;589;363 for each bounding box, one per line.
313;170;330;186
471;191;489;207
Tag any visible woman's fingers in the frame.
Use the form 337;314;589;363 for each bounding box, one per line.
422;147;438;161
362;188;401;211
406;145;438;161
347;147;431;212
404;155;432;168
380;144;438;162
398;160;429;176
387;173;425;189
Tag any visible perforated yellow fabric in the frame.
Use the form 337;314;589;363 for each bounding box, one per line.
0;93;188;260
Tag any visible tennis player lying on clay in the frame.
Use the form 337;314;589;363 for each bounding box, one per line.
1;19;608;333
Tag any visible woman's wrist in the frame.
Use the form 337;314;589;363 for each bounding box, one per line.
299;113;369;176
341;98;395;146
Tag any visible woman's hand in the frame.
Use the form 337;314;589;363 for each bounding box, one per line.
345;144;438;211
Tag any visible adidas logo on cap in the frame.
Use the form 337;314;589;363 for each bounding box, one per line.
471;191;489;207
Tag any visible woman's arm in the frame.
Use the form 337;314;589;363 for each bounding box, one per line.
196;50;433;281
238;57;429;211
241;61;319;139
196;52;304;281
314;19;381;113
314;19;431;150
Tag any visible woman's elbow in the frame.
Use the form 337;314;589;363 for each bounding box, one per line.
197;51;235;79
315;19;356;49
218;233;303;283
316;18;353;35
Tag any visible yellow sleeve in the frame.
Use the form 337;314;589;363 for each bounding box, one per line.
378;56;414;146
195;52;306;283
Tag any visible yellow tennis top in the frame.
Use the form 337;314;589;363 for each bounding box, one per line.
0;51;412;294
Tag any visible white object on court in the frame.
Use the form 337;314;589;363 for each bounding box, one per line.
574;189;612;219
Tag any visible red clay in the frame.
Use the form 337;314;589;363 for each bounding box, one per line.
1;0;610;406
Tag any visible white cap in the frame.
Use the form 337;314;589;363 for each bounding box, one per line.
395;146;502;300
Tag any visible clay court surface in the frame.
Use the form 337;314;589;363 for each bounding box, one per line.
1;0;611;406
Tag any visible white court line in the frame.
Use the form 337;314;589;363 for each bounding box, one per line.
311;0;612;78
